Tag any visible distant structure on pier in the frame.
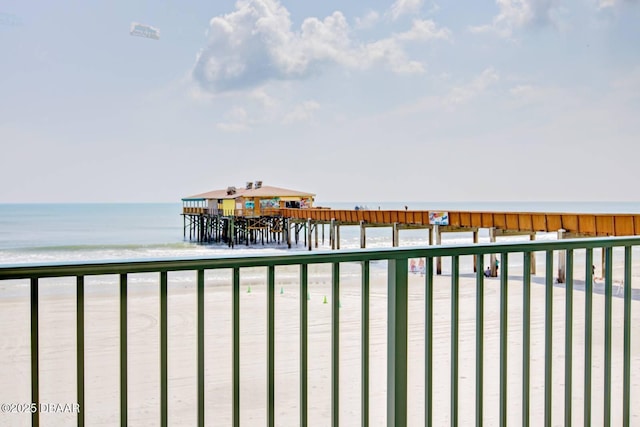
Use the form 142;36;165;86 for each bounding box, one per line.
181;181;315;246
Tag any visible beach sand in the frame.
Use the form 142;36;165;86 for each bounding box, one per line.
1;256;639;426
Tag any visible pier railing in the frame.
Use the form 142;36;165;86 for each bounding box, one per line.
0;236;638;426
182;207;284;217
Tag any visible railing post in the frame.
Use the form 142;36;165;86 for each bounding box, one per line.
330;219;336;250
332;262;340;426
300;264;309;427
434;225;441;275
529;234;537;275
160;272;168;427
120;274;128;427
522;252;531;427
604;247;613;427
476;255;484;427
362;261;370;427
584;249;593;426
451;256;460;426
623;246;632;427
565;249;574;426
425;257;433;427
232;268;240;427
557;229;566;284
499;253;509;427
545;251;553;426
489;228;497;277
77;276;85;427
392;222;399;247
473;230;479;272
388;257;408;427
197;270;205;427
267;266;275;427
31;278;40;427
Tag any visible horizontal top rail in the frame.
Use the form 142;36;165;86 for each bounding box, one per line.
2;236;640;280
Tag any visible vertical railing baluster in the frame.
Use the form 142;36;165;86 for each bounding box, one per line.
197;269;205;427
603;247;612;427
120;273;128;427
522;252;531;427
300;264;308;427
388;256;408;427
232;267;240;427
362;260;370;427
623;246;632;427
31;277;40;427
425;257;433;427
267;265;275;427
77;276;85;427
160;271;168;427
332;262;340;427
544;251;553;427
476;255;484;427
565;250;573;427
451;256;459;427
584;248;593;426
499;253;508;427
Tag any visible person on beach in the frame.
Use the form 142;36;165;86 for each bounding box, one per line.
484;266;491;277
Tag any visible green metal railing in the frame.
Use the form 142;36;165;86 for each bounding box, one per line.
0;236;638;426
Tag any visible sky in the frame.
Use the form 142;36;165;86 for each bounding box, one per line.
1;0;639;203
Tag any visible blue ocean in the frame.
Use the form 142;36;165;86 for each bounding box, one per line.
1;201;640;265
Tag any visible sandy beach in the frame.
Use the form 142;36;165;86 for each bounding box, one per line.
1;256;639;426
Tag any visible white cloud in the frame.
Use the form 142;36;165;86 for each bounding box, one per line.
192;0;450;93
389;0;424;21
469;0;561;37
598;0;617;7
354;10;380;29
249;88;278;109
396;19;452;41
444;68;500;109
509;84;536;98
597;0;639;10
216;107;250;132
282;100;320;123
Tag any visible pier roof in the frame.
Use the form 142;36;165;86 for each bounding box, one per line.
183;185;315;201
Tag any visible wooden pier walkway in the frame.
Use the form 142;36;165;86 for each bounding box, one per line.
281;208;640;237
183;207;640;281
280;207;640;281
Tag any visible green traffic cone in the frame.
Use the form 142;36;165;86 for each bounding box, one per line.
323;295;328;304
280;287;284;294
247;286;251;294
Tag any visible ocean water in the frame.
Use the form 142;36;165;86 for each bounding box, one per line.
1;201;640;301
1;201;640;265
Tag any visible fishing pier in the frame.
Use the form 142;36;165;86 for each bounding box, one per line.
183;183;640;281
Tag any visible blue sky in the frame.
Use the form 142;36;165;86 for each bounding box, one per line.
1;0;638;203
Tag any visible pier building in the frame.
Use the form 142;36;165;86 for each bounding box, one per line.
181;181;315;246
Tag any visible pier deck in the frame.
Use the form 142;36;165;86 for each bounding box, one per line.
281;208;640;237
